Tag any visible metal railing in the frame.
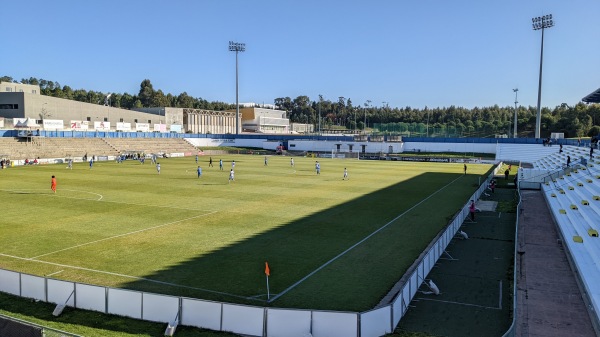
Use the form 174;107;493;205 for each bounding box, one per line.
0;313;81;337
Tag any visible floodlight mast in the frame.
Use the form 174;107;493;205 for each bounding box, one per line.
532;14;554;139
513;88;519;138
229;41;246;135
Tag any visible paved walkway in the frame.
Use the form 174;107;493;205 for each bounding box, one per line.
516;190;596;337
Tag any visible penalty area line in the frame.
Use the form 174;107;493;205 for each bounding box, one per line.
29;211;218;260
0;253;263;302
268;174;465;303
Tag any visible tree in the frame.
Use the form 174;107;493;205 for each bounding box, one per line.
588;126;600;137
176;92;195;108
150;89;169;107
138;79;154;107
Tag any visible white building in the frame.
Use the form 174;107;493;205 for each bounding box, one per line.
238;107;290;133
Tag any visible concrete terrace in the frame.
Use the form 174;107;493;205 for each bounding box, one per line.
516;190;596;337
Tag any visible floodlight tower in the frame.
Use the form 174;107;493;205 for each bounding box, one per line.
229;41;246;135
364;100;371;134
513;88;519;138
318;94;323;135
532;14;554;139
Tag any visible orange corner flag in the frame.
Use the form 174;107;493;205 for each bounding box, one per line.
265;262;270;276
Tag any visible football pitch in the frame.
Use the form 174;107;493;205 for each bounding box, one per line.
0;155;492;312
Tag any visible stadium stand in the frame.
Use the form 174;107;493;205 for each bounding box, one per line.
103;138;197;155
495;143;561;165
0;137;117;159
540;151;600;327
0;137;198;160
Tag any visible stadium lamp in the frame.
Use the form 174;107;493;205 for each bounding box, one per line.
532;14;554;139
229;41;246;135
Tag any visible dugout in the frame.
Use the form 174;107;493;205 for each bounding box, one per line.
120;150;145;160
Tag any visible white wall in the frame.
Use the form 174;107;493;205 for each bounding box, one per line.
186;137;496;155
288;140;403;153
185;138;267;148
402;142;496;154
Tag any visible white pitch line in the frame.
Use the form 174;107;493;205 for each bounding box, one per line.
268;174;466;303
0;252;260;302
94;198;214;212
29;211;218;260
46;270;64;277
415;297;502;310
0;188;211;212
60;189;103;200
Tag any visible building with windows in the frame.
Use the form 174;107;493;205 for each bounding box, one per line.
237;107;290;133
0;83;168;131
1;82;40;95
0;83;238;133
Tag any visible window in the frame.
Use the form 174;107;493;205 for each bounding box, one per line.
0;104;18;109
5;87;12;92
103;117;108;122
134;119;138;123
148;120;151;123
86;117;91;121
32;90;37;94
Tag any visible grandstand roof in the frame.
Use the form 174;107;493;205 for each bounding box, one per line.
582;87;600;103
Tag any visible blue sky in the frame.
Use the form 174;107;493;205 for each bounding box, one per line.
1;1;599;109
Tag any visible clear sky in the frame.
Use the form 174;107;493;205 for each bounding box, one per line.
1;1;599;110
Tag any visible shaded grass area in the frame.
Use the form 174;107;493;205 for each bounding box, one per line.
394;188;516;337
0;291;237;337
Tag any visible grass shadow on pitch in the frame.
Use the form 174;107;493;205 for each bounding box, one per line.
120;170;496;313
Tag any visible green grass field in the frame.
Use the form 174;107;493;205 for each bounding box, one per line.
0;155;492;313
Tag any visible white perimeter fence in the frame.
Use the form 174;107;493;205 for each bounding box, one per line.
0;170;496;337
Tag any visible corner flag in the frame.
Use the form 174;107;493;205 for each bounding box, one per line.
265;261;271;300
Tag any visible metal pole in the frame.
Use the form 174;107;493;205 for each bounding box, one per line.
426;110;430;138
318;95;322;135
532;14;553;139
235;51;239;135
535;27;544;139
513;88;519;138
229;41;245;135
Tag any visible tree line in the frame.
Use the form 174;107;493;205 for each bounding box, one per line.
278;96;600;138
2;76;599;138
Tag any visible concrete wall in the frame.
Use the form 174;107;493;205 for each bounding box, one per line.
0;93;164;128
133;107;183;126
0;82;40;94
